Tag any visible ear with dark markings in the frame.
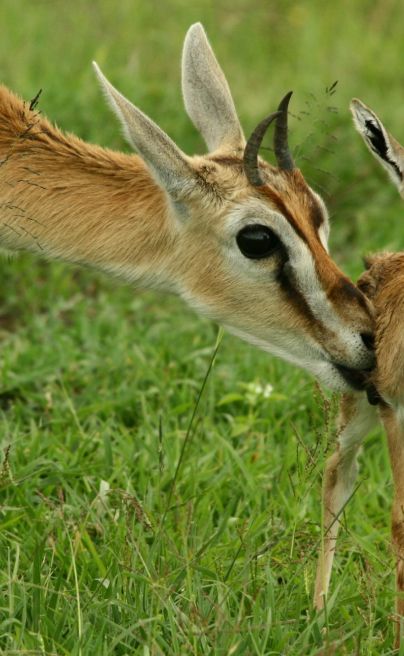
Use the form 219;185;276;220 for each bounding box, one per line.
350;98;404;195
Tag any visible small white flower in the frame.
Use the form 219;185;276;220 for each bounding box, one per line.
244;381;274;402
262;384;274;398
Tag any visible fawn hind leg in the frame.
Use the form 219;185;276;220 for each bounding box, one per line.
314;393;377;610
381;405;404;649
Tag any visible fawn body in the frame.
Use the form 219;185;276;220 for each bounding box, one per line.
314;98;404;647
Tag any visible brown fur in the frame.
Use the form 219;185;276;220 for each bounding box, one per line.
315;255;404;647
361;256;404;648
359;254;404;403
380;401;404;647
314;101;404;648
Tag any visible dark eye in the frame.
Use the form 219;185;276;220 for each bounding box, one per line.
236;224;281;260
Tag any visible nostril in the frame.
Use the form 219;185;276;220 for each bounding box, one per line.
360;332;375;350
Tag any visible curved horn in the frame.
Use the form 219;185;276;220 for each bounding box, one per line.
243;110;281;186
274;91;295;170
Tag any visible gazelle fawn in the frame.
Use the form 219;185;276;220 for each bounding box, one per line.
0;23;374;391
314;98;404;647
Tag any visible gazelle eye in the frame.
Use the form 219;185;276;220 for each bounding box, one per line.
236;224;281;259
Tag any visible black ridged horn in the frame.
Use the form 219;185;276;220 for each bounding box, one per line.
243;110;282;186
274;91;295;170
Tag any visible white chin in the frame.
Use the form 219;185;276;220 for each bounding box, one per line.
221;324;360;393
312;362;355;392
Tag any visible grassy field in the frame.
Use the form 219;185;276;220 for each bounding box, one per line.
0;0;404;654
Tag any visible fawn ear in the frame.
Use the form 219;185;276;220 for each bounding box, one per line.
93;62;195;200
351;98;404;194
182;23;245;153
363;253;381;270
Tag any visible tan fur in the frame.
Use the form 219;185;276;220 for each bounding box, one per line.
315;103;404;647
358;255;404;403
0;85;172;277
362;256;404;648
381;404;404;647
315;257;404;645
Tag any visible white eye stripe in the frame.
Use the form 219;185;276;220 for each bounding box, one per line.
226;201;360;345
288;240;365;357
318;223;329;251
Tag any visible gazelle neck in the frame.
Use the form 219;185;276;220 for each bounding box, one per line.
0;86;177;291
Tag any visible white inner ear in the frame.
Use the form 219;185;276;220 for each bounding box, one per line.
182;23;245;153
351;98;403;187
350;99;386;145
93;62;195;199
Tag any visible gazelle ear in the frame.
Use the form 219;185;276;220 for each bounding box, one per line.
182;23;245;153
93;62;195;199
350;98;404;194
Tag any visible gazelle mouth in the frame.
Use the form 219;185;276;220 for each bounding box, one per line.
366;383;382;406
334;363;372;391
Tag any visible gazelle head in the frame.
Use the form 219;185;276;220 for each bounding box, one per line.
351;98;404;198
93;23;375;391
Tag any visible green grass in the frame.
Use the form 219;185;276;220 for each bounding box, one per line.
0;0;403;653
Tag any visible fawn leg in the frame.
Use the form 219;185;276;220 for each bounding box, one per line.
381;405;404;649
314;393;377;610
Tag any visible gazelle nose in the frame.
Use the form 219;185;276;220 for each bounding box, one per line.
360;332;375;351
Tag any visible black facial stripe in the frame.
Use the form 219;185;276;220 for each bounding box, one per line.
277;263;317;326
365;119;402;180
310;201;325;231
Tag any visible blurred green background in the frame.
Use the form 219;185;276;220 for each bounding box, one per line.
0;1;403;654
